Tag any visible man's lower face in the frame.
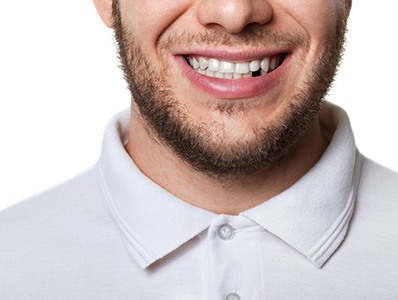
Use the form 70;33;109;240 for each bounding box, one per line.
112;2;347;177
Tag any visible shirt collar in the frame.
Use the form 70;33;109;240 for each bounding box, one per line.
96;109;217;269
243;103;362;267
97;103;362;269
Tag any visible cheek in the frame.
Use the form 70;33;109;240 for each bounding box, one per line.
278;0;342;41
119;0;193;48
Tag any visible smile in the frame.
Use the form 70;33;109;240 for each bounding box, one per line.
186;54;286;80
177;51;291;99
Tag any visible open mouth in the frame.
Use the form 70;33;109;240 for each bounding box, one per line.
186;53;286;80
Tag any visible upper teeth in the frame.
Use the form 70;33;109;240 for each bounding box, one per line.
188;56;281;79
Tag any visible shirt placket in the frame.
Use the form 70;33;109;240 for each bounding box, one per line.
207;215;263;300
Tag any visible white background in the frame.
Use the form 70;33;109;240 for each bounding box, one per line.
0;1;397;211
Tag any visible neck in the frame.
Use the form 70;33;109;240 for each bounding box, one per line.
126;105;331;215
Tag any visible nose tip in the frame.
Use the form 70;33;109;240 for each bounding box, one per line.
197;0;273;34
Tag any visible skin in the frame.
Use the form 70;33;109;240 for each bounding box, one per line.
93;0;351;215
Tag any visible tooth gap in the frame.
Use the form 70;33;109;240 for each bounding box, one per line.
252;70;262;77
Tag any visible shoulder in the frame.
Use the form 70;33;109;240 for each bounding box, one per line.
358;157;398;201
327;157;398;291
0;165;117;245
0;166;114;248
0;166;123;295
0;166;106;228
352;156;398;241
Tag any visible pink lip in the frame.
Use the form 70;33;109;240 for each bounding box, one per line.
175;53;291;100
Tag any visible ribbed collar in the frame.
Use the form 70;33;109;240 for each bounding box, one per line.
97;103;362;269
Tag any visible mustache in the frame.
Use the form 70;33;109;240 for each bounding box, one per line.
158;28;307;50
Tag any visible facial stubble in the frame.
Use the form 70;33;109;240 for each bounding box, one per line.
112;2;347;178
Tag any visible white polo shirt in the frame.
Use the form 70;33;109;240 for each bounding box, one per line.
1;103;398;299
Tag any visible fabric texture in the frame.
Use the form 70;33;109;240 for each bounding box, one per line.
1;103;398;299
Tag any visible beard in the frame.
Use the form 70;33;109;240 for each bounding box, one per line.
112;1;347;178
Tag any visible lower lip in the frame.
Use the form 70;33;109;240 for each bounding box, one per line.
176;55;291;100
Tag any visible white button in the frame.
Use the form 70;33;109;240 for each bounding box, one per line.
226;292;241;300
217;224;235;240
